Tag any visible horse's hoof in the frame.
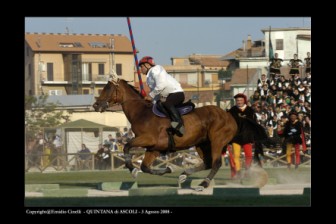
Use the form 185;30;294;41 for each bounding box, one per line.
131;168;140;178
194;186;204;192
199;179;210;188
178;174;187;184
167;165;174;173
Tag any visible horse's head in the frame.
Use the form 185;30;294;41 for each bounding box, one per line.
92;77;121;113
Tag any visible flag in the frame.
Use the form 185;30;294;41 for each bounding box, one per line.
268;26;274;59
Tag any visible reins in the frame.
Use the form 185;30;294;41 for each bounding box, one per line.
106;80;150;107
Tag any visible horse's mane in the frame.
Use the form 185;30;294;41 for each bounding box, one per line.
121;80;153;107
123;80;144;99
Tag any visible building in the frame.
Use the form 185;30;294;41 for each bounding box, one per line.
223;28;311;76
230;68;259;98
42;95;128;127
28;94;129;143
25;32;135;96
163;54;230;108
263;27;311;64
219;28;311;98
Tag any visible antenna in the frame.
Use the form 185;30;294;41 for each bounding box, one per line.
110;38;115;49
64;17;74;34
110;38;115;75
37;36;43;94
35;36;41;48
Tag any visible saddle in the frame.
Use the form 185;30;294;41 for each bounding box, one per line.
152;99;195;117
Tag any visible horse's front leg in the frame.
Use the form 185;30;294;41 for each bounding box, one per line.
179;163;206;183
123;135;156;177
123;142;135;173
140;151;174;176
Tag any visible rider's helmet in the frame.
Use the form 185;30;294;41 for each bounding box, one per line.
139;56;155;66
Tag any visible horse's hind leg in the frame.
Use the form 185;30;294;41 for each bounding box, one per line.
197;156;222;190
198;127;236;190
140;151;173;176
179;145;211;183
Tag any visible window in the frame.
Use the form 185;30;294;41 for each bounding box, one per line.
49;90;62;95
116;63;122;76
276;39;283;50
98;63;105;75
89;63;92;81
72;54;79;60
47;63;54;81
89;42;107;48
59;43;74;48
192;94;199;100
74;42;83;47
204;80;210;86
59;42;83;48
83;89;90;94
28;64;31;76
82;63;89;81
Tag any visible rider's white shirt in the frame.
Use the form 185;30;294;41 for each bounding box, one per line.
146;65;183;99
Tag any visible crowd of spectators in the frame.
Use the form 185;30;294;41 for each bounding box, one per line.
95;127;135;170
249;53;311;158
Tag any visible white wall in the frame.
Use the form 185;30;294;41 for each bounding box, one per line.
64;111;129;163
265;29;311;60
298;39;311;60
239;59;269;75
70;111;128;127
66;131;100;165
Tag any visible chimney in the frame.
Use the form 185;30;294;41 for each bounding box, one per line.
246;35;252;50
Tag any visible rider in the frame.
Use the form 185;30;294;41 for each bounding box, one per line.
139;56;185;136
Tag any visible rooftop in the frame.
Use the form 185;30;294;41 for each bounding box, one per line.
261;27;311;33
34;94;95;108
25;33;133;53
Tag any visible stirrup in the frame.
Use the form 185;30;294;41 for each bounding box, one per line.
171;122;185;136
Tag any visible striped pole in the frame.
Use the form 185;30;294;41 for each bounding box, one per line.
127;17;146;97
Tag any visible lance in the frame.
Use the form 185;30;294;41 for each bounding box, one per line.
126;17;146;97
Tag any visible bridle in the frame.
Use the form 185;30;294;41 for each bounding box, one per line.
94;79;120;110
96;78;149;110
106;79;122;106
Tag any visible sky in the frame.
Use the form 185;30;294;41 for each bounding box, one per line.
25;17;311;65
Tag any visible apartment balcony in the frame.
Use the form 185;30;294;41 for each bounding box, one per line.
94;75;110;82
41;74;110;83
42;81;69;85
79;74;110;84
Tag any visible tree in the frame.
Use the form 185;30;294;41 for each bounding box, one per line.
218;68;232;80
25;95;71;137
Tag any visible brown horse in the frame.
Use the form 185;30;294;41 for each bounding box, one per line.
93;77;237;190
